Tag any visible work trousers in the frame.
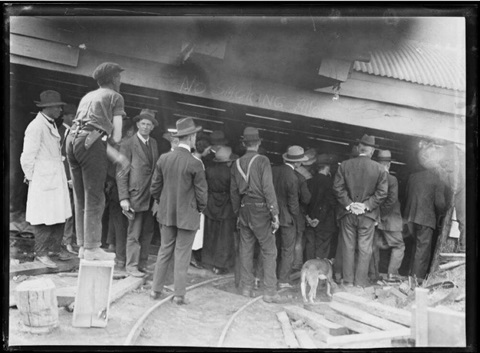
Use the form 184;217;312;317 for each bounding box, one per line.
107;200;128;265
305;225;336;261
126;210;154;272
32;223;65;257
409;223;434;280
63;188;76;246
339;213;375;286
152;225;196;297
276;225;296;283
369;228;405;279
238;204;278;296
66;133;107;249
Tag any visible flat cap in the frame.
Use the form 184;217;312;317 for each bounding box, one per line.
92;62;124;81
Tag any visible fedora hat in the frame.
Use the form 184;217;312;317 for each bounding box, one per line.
241;127;262;142
376;149;392;162
213;146;234;163
92;62;124;81
210;130;229;146
133;108;158;127
357;134;378;148
302;148;317;166
171;117;202;137
35;90;66;107
283;146;309;163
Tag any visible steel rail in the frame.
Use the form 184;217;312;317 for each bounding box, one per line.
123;274;234;345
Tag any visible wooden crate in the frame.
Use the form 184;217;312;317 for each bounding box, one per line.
72;260;114;328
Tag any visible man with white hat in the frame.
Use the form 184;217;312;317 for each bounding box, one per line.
369;150;405;283
20;90;73;268
272;146;309;289
333;134;388;287
149;117;208;305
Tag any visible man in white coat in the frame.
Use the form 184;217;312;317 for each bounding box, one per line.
20;90;73;268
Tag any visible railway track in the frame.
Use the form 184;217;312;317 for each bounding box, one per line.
124;274;289;347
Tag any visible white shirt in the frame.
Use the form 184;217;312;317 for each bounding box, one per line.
136;131;150;145
178;143;191;152
285;162;295;170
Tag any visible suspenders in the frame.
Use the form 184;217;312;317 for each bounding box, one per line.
236;154;260;186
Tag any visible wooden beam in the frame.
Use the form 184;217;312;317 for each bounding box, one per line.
326;328;411;348
439;260;465;271
329;302;407;331
11;34;79;67
332;292;411;327
109;276;147;305
276;311;300;349
10;260;78;279
414;288;429;346
293;329;318;348
324;312;380;334
284;305;348;336
303;302;334;316
439;253;466;261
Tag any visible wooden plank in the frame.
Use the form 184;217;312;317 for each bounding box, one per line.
332;292;411;327
324;312;380;334
284;305;348;336
329;302;406;331
426;306;466;347
293;329;317;348
276;311;300;349
303;302;334;316
10;259;78;279
411;305;466;347
414;288;429;346
109;276;147;305
338;338;392;348
439;260;465;271
326;328;411;348
439;253;466;261
10;34;79;67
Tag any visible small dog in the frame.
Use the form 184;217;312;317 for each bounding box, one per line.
300;258;334;304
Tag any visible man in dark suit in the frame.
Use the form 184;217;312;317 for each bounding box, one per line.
149;117;208;304
368;150;405;282
117;110;160;277
305;154;338;261
333;135;388;287
404;166;446;282
272;146;308;288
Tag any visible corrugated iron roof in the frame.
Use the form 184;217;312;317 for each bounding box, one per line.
354;40;465;91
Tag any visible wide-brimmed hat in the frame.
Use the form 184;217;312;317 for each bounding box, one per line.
133;108;158;127
35;90;66;107
283;146;309;163
316;153;336;166
376;149;392;162
92;62;124;81
241;127;262;142
213;146;234;163
171;117;202;137
357;134;379;148
302;148;317;166
210;130;229;146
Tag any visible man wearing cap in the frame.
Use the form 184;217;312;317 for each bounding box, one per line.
404;164;446;283
149;117;208;304
66;62;126;261
305;154;338;260
202;146;237;274
231;127;285;303
368;150;405;282
116;109;160;277
20;90;73;268
333;134;388;287
272;146;308;288
58;103;78;254
292;149;314;271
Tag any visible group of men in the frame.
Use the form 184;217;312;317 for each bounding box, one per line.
20;61;449;307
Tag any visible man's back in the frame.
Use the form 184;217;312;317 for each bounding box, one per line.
272;164;299;226
151;147;208;230
404;169;446;228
